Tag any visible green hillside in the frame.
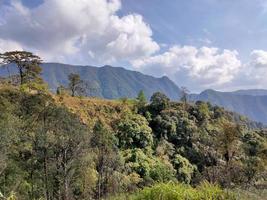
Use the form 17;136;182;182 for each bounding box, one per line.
0;84;266;199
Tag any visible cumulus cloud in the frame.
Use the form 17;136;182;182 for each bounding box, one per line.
0;0;159;64
235;50;267;89
1;0;267;92
250;50;267;68
132;46;267;91
132;46;242;91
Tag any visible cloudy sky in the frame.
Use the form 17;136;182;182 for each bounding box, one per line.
1;0;267;92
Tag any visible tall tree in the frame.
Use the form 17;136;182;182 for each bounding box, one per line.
180;86;189;110
217;122;241;187
136;90;147;113
150;92;170;113
91;120;121;199
137;90;146;104
68;73;85;97
0;51;42;85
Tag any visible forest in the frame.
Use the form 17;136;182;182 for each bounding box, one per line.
0;51;266;199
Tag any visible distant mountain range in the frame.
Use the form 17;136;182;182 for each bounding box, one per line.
0;63;181;100
1;63;267;124
230;89;267;96
190;89;267;124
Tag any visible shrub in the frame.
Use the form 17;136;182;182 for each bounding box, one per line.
129;182;236;200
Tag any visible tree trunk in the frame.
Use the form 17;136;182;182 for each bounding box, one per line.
19;66;24;85
44;148;50;200
63;149;69;200
30;168;34;200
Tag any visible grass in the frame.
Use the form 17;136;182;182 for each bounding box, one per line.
53;94;131;128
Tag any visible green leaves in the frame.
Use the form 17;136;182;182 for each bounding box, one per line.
129;182;236;200
0;86;266;199
150;92;170;113
172;154;196;184
117;113;152;149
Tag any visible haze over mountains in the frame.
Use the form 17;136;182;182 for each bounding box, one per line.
0;63;181;100
1;63;267;124
190;89;267;124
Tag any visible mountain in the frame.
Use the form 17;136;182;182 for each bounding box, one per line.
1;63;267;124
231;89;267;96
0;63;181;100
190;89;267;124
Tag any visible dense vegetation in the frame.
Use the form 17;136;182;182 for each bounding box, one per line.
0;51;266;199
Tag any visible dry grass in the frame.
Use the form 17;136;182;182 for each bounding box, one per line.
53;95;131;129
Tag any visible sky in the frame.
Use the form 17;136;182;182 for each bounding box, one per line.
1;0;267;92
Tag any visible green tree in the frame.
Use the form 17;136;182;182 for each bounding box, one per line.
0;96;21;198
68;73;85;97
0;51;42;85
91;120;122;199
150;92;170;113
117;113;153;149
47;107;90;200
136;90;147;112
180;86;189;110
196;101;210;124
218;122;241;164
172;154;196;184
216;122;242;187
122;149;175;184
242;131;267;185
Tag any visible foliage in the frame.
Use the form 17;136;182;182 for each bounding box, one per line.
117;113;153;149
136;90;147;113
118;182;236;200
68;73;86;97
172;154;196;184
0;51;42;85
121;148;175;185
150;92;170;113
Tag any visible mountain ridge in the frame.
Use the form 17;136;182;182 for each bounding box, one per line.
1;62;267;124
191;89;267;124
0;62;181;100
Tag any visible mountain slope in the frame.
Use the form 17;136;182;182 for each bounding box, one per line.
231;89;267;96
0;63;181;100
191;89;267;124
1;63;267;124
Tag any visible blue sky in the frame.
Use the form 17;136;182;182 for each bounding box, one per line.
119;0;267;61
1;0;267;92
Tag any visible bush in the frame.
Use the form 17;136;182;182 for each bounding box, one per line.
172;154;196;184
129;182;236;200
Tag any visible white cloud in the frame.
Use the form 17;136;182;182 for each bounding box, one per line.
132;45;242;91
236;50;267;89
1;0;267;92
106;14;159;61
0;39;23;52
0;0;159;64
250;50;267;68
